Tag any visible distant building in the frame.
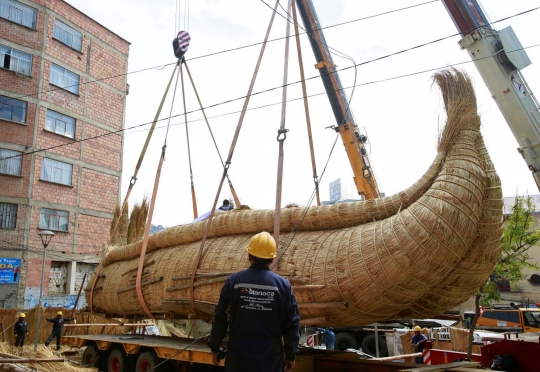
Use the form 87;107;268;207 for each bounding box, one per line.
322;178;383;205
0;0;129;309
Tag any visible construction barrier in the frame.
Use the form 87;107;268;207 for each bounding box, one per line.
423;349;482;364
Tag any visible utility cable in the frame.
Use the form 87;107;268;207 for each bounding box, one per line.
0;0;486;105
2;41;539;163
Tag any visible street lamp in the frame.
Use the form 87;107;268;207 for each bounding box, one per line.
34;230;54;352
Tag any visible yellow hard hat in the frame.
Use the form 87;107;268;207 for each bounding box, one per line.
19;313;26;318
246;232;277;259
413;326;422;331
57;311;63;316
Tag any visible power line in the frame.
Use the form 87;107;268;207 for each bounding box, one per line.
0;0;452;105
3;37;539;163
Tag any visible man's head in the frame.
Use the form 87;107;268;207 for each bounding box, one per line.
247;232;277;265
222;199;230;206
57;311;63;318
18;313;25;320
413;326;422;335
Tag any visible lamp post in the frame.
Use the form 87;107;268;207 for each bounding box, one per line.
34;230;54;352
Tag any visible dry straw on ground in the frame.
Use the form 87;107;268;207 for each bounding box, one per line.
88;69;503;326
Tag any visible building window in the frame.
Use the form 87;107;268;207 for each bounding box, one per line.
39;208;68;231
490;274;511;292
50;63;79;94
49;261;67;295
45;109;75;138
0;44;32;75
53;19;82;51
0;0;37;29
0;202;17;229
0;148;22;175
40;157;72;185
530;274;540;286
0;95;27;123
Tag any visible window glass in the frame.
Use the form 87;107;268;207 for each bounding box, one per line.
0;95;27;123
0;148;22;175
53;19;82;51
0;202;17;228
0;44;32;75
50;63;79;94
40;157;72;185
0;0;37;29
39;208;69;231
45;109;76;138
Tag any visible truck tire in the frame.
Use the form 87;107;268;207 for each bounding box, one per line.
136;351;161;372
107;348;127;372
335;332;357;350
361;334;388;357
82;345;98;367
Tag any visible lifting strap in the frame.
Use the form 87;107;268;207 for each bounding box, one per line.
180;59;198;219
89;61;180;314
273;0;293;267
292;0;320;206
188;0;280;313
183;61;242;208
136;62;183;319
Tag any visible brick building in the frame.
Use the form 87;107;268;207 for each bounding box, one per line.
0;0;129;309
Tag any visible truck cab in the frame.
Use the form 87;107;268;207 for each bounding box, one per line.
466;306;540;333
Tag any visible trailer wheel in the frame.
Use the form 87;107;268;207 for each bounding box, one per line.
136;351;161;372
361;333;388;357
82;345;98;367
335;332;357;350
107;348;127;372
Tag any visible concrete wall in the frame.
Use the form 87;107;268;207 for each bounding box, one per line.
0;0;129;308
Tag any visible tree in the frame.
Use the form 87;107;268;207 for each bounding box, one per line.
467;195;540;360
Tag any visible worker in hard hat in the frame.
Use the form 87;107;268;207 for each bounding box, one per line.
44;311;75;350
411;326;428;364
14;313;28;347
208;231;300;372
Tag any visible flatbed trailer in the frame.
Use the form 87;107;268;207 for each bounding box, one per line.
63;334;421;372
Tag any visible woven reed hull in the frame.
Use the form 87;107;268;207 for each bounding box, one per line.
87;70;503;326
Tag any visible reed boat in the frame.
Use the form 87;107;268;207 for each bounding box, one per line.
86;69;503;326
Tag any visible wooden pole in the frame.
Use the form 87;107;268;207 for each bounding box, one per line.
0;358;65;363
372;352;422;361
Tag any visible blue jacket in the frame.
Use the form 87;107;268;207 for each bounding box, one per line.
209;263;300;362
316;328;335;344
46;317;73;332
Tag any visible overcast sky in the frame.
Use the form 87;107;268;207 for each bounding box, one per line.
65;0;540;227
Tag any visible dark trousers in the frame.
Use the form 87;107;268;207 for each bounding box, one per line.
225;352;284;372
45;330;62;349
415;356;424;364
14;333;25;347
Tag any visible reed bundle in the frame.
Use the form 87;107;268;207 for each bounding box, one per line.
0;342;94;372
88;69;503;326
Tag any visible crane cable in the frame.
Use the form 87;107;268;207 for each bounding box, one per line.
89;61;181;317
183;61;242;208
180;59;199;219
273;0;293;260
188;0;280;313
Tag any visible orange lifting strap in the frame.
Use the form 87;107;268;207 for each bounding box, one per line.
89;62;181;315
273;0;293;268
188;0;280;313
183;61;242;208
180;59;199;219
292;0;320;206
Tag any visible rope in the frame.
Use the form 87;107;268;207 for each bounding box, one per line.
273;0;292;264
183;61;242;208
180;59;198;219
291;0;320;206
188;0;280;313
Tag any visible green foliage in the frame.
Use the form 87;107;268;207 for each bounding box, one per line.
479;195;540;307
